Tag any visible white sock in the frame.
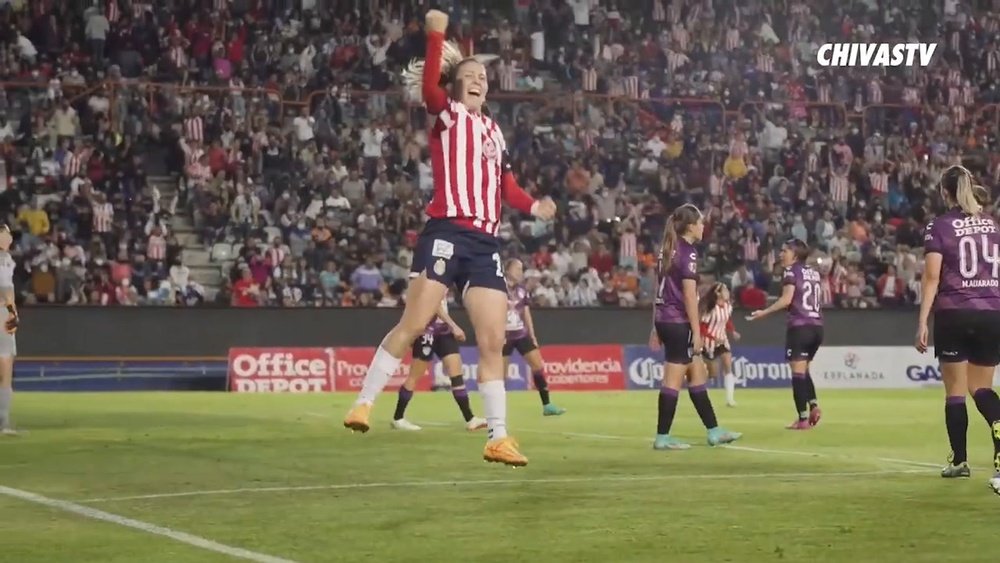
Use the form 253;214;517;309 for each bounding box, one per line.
0;385;10;428
355;345;402;406
479;379;507;440
724;373;736;403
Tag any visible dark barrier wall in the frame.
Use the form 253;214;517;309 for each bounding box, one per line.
18;307;919;357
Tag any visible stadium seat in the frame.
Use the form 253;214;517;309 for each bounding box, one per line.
211;243;233;262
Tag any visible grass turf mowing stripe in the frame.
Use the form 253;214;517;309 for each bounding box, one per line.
76;469;929;504
0;485;298;563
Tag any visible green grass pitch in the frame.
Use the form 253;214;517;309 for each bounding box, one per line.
0;389;997;563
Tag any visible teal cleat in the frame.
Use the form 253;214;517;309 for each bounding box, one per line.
542;404;566;416
707;427;743;446
653;434;691;451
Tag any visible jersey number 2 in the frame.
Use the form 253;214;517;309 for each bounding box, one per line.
801;282;823;314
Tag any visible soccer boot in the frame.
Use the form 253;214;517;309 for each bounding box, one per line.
989;473;1000;497
808;405;822;426
786;419;812;430
542;404;566;416
483;437;528;467
707;427;743;446
941;461;971;479
390;418;421;431
653;434;691;450
465;416;487;431
343;403;373;433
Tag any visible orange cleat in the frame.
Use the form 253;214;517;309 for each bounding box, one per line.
483;436;528;467
343;403;372;433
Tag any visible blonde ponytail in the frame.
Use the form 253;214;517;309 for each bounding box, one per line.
401;41;500;103
955;167;983;215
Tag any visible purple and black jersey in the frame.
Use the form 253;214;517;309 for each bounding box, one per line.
505;284;530;339
425;299;453;336
923;209;1000;312
654;238;699;324
782;263;823;327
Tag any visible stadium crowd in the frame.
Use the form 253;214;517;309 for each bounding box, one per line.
0;0;998;308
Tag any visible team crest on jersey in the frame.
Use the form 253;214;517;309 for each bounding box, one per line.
482;137;498;160
433;259;447;276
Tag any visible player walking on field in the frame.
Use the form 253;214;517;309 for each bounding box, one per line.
649;205;741;450
914;165;1000;494
343;10;556;467
502;259;565;417
700;282;739;407
390;296;487;432
748;239;823;430
0;225;19;436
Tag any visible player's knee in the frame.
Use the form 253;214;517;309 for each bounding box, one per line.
476;328;505;356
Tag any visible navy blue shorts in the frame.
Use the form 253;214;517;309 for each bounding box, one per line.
410;219;506;293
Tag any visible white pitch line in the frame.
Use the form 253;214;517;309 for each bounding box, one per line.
0;485;297;563
877;457;944;469
77;469;927;504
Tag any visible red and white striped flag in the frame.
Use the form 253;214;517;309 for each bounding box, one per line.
756;53;774;73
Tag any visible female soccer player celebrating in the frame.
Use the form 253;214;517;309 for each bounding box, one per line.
503;259;565;417
343;10;556;467
391;297;487;432
700;282;739;407
649;204;741;450
0;225;18;436
915;165;1000;494
748;239;823;430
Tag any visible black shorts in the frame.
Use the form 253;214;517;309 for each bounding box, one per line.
411;333;461;362
503;335;538;357
933;309;1000;366
702;344;730;361
785;325;824;362
654;322;693;365
410;219;506;293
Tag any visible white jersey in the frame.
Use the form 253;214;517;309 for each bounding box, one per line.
0;251;14;288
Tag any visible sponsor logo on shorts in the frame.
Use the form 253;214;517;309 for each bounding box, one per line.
431;239;454;259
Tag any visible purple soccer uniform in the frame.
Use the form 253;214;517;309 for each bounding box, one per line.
655;238;699;324
505;284;530;340
425;300;453;336
782;263;824;327
923;210;1000;312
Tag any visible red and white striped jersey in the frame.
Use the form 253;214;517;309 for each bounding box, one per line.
666;51;688;73
902;87;920;104
867;79;882;104
183;116;203;143
709;173;723;197
92;202;114;233
427;100;509;235
806;152;819;174
869;171;888;194
581;67;598;91
725;28;739;51
147;234;167;260
816;83;831;103
63;151;85;177
652;0;666;22
619;230;637;260
624;76;640;98
496;61;517;92
756;53;774;73
701;302;734;349
107;0;120;23
265;246;285;268
742;237;759;262
829;172;849;202
948;86;961;107
672;25;689;52
168;46;187;68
